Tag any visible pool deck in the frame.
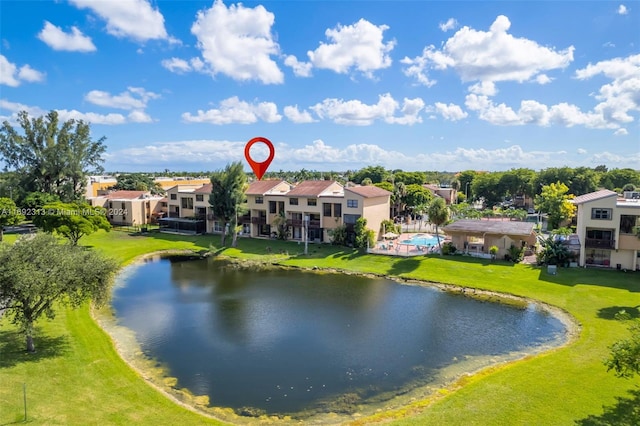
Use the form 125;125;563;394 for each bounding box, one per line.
368;232;448;257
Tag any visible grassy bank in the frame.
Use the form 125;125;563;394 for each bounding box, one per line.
1;230;639;425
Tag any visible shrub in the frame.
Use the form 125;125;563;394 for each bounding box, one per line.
507;244;525;263
442;241;457;255
328;224;347;246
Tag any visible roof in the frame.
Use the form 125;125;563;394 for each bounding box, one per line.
246;179;287;195
104;190;148;200
345;185;391;198
287;180;341;197
194;183;212;193
571;189;618;204
443;219;535;236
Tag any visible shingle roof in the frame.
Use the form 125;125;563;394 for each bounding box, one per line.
443;219;535;236
571;189;618;204
246;180;287;195
345;186;391;198
287;180;340;197
104;190;147;200
194;183;212;193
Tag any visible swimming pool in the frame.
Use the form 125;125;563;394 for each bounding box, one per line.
401;234;444;247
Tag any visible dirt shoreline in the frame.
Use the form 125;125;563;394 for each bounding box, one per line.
93;250;582;425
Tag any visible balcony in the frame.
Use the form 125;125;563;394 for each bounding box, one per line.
585;238;615;249
251;217;267;225
287;219;321;228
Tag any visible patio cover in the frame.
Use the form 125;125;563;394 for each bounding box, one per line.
443;219;535;237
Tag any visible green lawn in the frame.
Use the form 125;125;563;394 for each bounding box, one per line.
1;230;639;425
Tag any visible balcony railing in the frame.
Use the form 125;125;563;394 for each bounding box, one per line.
287;219;321;228
585;238;615;249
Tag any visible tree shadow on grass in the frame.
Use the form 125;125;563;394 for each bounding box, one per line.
575;387;640;426
0;328;69;369
537;267;640;292
597;306;640;320
388;257;422;276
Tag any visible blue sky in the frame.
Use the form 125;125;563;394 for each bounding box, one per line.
1;0;639;173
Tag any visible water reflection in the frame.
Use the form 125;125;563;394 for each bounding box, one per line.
112;258;566;416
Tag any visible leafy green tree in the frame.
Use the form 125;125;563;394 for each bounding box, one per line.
20;192;60;219
537;237;570;266
393;171;426;185
351;166;390;184
0;197;24;241
605;313;640;379
354;217;375;249
0;110;107;202
0;233;118;352
427;197;449;255
112;173;164;194
570;167;600;196
32;202;111;245
457;170;477;200
404;184;433;211
534;182;576;230
600;168;640;190
209;162;247;247
472;172;506;207
271;211;289;240
328;224;347;246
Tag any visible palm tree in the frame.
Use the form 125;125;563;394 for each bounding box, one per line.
427;197;449;255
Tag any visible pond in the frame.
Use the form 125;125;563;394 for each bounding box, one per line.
111;257;567;419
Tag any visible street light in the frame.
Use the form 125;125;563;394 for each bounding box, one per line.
465;182;470;201
304;215;309;255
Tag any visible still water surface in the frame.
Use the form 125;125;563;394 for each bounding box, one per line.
112;258;566;415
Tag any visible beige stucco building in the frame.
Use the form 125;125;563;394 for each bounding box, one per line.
572;189;640;270
89;190;164;226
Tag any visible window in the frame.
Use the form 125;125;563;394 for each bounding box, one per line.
620;215;640;234
333;203;342;217
347;199;358;208
269;201;277;214
255;196;264;204
170;193;177;200
307;198;317;206
591;208;612;220
196;194;204;202
213;222;224;232
181;197;194;209
289;198;299;205
344;214;360;224
323;203;332;217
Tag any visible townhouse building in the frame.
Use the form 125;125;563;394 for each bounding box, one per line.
89;190;164;226
572;189;640;270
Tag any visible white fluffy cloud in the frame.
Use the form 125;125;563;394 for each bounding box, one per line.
286;19;395;78
575;54;640;125
439;18;458;32
38;21;96;52
85;87;160;111
182;97;282;124
403;15;574;88
310;93;423;125
69;0;171;42
106;138;616;172
284;105;316;123
189;0;283;84
0;55;45;87
618;4;628;15
433;102;468;121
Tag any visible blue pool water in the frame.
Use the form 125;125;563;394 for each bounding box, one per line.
401;234;443;247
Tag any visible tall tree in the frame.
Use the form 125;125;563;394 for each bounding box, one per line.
427;197;449;255
0;233;119;352
605;314;640;379
111;173;164;194
32;202;111;245
0;197;25;241
534;182;576;230
0;110;107;202
209;162;247;247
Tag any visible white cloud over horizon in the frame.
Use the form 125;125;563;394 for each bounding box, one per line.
0;55;46;87
37;21;97;52
182;96;282;124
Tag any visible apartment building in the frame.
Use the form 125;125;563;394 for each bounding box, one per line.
89;190;164;226
572;189;640;270
160;184;212;234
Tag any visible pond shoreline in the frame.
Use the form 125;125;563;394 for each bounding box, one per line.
93;249;581;425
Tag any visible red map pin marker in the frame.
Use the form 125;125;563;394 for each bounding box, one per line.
244;136;275;180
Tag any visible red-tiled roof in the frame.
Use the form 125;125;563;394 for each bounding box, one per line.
345;186;391;198
287;180;340;196
194;183;212;193
571;189;618;204
246;179;287;195
104;190;148;200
